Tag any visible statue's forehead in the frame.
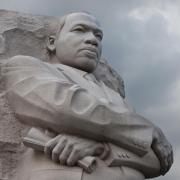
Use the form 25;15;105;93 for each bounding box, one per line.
64;13;102;31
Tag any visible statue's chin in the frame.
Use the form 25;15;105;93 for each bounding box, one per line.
78;57;98;72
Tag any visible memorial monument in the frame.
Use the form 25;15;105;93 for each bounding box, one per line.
0;10;173;180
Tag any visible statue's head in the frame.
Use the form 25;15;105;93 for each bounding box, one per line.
47;12;103;73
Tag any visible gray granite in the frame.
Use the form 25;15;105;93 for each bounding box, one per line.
0;9;125;180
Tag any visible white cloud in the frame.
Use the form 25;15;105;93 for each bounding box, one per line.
128;2;180;37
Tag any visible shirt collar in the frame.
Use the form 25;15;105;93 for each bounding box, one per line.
53;64;100;84
55;63;88;77
66;65;99;83
54;63;100;83
72;66;88;77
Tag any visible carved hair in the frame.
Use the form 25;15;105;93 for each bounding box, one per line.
56;11;94;37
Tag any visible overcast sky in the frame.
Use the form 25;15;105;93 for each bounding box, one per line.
0;0;179;179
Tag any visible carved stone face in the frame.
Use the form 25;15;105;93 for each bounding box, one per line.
55;12;103;73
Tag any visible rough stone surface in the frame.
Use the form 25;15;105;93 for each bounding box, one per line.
94;58;125;98
0;9;125;179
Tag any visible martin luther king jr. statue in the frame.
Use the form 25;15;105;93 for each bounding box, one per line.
1;12;173;180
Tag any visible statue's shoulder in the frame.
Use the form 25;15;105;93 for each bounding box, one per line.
7;55;43;67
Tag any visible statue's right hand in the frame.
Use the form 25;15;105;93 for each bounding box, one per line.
44;134;110;166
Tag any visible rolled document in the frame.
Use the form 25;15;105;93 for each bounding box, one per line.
23;128;97;173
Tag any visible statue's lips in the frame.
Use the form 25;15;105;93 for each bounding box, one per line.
79;48;98;58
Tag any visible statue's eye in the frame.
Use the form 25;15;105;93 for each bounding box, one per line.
95;33;103;41
73;27;85;32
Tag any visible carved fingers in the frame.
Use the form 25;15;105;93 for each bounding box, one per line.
153;141;173;175
152;127;173;175
44;134;110;166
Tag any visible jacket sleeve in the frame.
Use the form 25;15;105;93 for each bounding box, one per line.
1;55;155;156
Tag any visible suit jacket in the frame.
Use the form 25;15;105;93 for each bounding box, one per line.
2;55;161;178
2;55;156;155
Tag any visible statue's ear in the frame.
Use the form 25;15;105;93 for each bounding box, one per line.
47;35;56;53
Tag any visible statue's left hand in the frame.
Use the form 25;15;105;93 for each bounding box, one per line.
44;134;110;166
152;127;173;175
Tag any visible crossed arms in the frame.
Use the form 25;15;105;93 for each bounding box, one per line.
1;55;173;175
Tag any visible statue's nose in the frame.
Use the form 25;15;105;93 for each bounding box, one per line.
84;32;98;47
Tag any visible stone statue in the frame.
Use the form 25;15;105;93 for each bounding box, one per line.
1;12;173;180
